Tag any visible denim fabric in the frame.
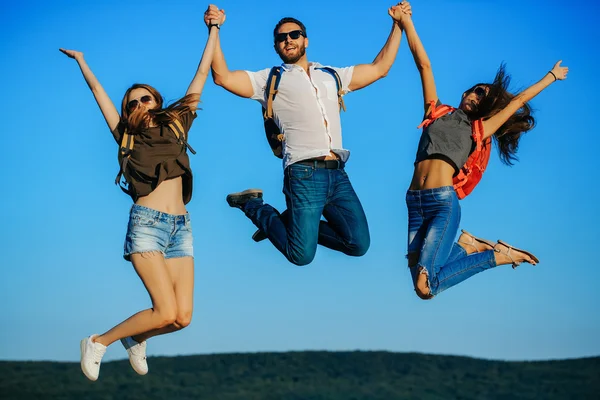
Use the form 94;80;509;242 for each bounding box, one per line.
406;186;496;297
244;163;370;266
123;204;193;261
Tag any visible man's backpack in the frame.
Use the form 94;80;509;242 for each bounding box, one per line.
418;101;492;199
115;118;196;194
262;66;347;158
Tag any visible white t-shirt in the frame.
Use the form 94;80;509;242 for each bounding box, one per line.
245;62;354;169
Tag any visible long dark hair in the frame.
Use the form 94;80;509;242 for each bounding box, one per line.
119;83;199;133
464;64;535;165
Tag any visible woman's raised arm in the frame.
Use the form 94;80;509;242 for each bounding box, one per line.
391;4;438;114
185;7;224;105
482;61;568;139
59;49;121;132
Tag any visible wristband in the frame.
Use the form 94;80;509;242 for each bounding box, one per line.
548;70;557;81
208;23;220;30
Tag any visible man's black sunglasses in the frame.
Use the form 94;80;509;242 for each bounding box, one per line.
275;30;306;43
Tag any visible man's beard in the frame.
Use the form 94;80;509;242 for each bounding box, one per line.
277;44;306;64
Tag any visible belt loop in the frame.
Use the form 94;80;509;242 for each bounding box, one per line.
313;160;318;170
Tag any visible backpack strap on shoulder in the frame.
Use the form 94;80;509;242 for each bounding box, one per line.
115;128;134;191
452;118;491;199
455;119;486;179
316;66;346;112
471;119;485;151
264;66;283;119
418;100;456;129
168;118;196;155
261;67;285;159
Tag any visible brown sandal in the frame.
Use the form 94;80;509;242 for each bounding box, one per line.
495;240;540;269
458;229;495;253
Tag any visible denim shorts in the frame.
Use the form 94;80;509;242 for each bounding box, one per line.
123;204;194;261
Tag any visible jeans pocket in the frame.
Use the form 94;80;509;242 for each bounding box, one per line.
431;190;454;204
133;215;158;227
287;165;314;180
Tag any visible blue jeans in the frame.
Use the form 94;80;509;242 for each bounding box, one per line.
243;163;370;266
406;186;496;297
123;204;193;261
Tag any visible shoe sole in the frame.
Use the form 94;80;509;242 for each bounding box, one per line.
226;189;263;208
228;188;263;198
80;339;98;381
121;338;148;375
497;240;540;264
127;350;149;376
129;358;148;375
461;229;495;248
252;229;267;242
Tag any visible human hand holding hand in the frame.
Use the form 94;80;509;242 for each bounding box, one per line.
204;4;225;28
388;1;412;25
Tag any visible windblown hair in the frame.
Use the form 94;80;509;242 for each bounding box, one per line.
273;17;307;40
464;64;535;165
119;83;199;133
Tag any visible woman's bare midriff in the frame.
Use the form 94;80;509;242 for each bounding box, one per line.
135;176;187;215
409;159;456;190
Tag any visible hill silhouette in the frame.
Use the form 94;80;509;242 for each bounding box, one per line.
1;351;598;399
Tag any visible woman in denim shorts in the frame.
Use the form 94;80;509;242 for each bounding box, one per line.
391;4;568;299
60;8;225;381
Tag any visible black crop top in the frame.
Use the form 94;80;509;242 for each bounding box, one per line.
112;111;196;204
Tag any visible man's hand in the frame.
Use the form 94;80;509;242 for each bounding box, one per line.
388;1;412;25
204;4;225;28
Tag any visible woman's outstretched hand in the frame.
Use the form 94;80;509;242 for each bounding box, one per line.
59;48;83;61
550;60;569;81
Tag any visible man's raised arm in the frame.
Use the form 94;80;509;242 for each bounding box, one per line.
204;5;255;98
348;2;411;91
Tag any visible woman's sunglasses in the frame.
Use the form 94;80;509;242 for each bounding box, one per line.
468;86;487;99
127;95;153;111
274;30;306;43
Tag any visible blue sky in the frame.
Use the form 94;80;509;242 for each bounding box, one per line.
1;0;598;363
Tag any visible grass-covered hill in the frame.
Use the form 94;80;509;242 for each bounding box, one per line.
1;351;598;400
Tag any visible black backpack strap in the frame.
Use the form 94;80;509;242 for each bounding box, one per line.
115;128;134;191
264;66;283;119
316;66;346;112
168;118;196;155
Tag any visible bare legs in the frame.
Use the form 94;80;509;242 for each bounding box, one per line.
133;256;194;343
94;253;194;347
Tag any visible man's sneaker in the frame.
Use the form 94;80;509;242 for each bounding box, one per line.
80;334;107;381
252;229;267;242
226;189;263;209
120;336;148;375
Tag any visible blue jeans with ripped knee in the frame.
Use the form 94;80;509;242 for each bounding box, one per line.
406;186;496;297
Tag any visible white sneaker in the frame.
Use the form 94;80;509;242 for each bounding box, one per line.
120;336;148;375
80;334;107;381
